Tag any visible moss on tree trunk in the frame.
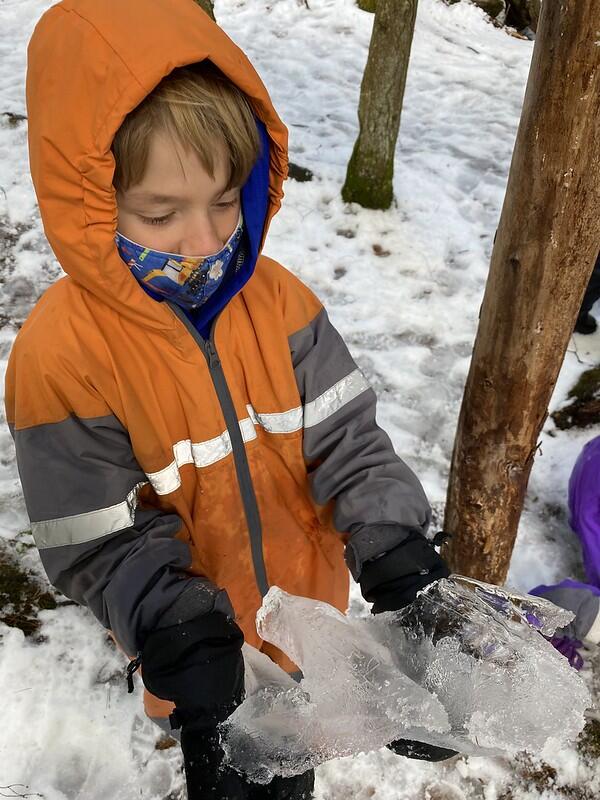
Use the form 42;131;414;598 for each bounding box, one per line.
342;0;418;209
357;0;377;11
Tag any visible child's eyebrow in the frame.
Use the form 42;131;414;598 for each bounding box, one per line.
127;187;237;204
128;192;183;204
212;186;238;200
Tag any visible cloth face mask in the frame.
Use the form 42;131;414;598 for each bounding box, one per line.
115;214;244;310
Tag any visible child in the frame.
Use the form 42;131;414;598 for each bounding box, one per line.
5;0;451;796
530;436;600;669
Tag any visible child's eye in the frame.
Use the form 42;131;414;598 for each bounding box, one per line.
140;213;174;226
215;200;237;210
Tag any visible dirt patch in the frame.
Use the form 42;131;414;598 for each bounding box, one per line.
552;367;600;430
372;243;391;257
511;754;595;799
0;111;27;128
155;735;179;751
0;535;59;638
577;718;600;762
287;162;313;182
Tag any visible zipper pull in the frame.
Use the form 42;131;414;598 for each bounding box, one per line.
126;652;142;693
205;340;221;369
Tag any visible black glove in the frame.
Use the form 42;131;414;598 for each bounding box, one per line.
141;610;245;721
140;610;316;798
179;724;315;800
387;739;457;762
141;609;250;799
357;529;456;762
251;771;315;799
179;723;253;800
359;529;451;613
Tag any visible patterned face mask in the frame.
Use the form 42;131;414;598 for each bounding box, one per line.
115;214;244;310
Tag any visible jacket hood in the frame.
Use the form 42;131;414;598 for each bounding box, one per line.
26;0;288;331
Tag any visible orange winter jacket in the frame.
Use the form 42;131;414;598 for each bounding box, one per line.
5;0;430;724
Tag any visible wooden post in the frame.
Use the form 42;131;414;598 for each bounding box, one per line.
443;0;600;584
342;0;418;209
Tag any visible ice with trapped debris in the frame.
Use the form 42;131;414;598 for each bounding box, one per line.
222;580;590;782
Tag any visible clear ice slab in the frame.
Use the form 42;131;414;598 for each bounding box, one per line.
222;579;590;782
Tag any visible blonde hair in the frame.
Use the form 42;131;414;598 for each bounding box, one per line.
112;62;261;191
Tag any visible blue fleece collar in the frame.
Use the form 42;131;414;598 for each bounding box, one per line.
187;120;271;337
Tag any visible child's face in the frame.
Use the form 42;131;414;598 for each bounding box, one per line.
116;132;241;256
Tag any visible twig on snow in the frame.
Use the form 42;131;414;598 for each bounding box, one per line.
0;786;43;798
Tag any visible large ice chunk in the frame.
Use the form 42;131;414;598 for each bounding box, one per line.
223;594;449;783
376;577;589;755
447;575;575;636
222;579;590;782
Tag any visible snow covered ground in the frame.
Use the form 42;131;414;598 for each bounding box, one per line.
1;0;599;797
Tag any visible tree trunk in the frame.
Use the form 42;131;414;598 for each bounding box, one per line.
342;0;418;209
529;0;542;29
194;0;216;21
443;0;600;584
357;0;377;11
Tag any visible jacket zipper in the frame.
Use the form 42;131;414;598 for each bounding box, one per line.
167;303;269;599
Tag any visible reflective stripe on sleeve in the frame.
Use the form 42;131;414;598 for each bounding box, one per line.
303;368;370;428
32;482;146;549
245;369;369;436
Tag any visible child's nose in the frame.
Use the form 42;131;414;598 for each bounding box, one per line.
179;218;222;257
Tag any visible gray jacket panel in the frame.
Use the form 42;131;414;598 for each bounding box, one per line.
536;585;600;643
11;415;222;654
11;415;146;522
289;309;431;577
